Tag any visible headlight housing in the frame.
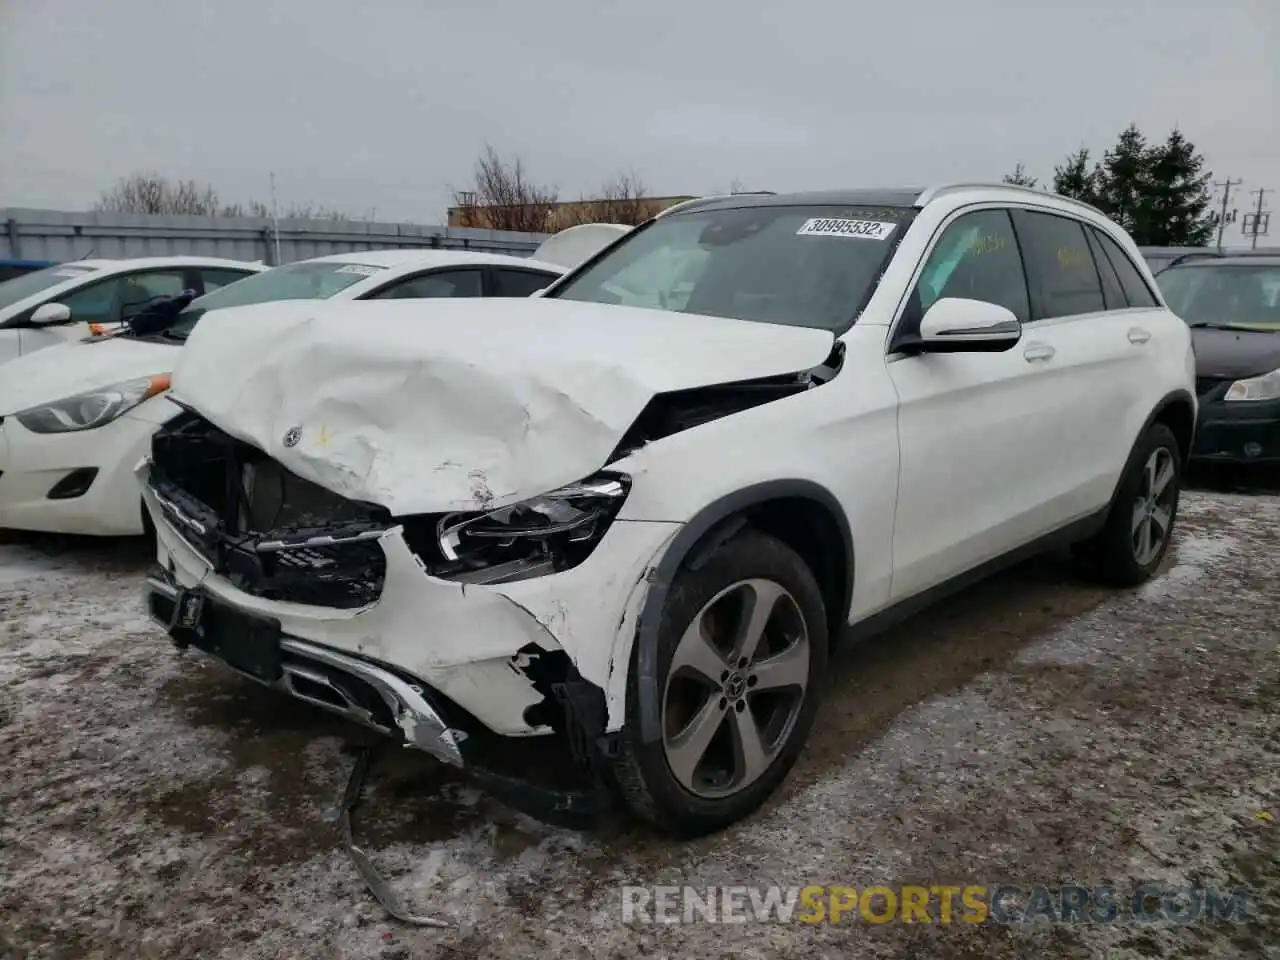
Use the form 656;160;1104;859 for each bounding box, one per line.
14;374;171;433
417;473;630;585
1225;368;1280;402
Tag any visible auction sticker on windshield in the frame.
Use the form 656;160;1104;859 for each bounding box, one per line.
796;218;897;240
334;264;382;276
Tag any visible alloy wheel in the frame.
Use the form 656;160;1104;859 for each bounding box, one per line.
1131;446;1177;567
660;578;810;799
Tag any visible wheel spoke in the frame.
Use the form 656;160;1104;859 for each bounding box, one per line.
666;695;725;788
729;580;785;665
750;640;809;693
1131;500;1148;535
1143;455;1158;499
1135;516;1153;564
1150;504;1172;539
1152;454;1175;499
671;616;729;685
729;706;769;785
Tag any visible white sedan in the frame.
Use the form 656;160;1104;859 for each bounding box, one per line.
0;248;567;536
0;256;265;365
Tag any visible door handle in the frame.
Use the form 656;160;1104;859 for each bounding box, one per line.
1128;327;1152;345
1023;343;1056;362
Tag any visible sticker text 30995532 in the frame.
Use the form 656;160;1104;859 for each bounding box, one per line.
796;218;897;240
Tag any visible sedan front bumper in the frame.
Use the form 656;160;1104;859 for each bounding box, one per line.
1191;393;1280;464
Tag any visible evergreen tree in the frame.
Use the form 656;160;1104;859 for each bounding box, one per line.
1053;148;1102;205
1096;123;1150;237
1142;128;1214;245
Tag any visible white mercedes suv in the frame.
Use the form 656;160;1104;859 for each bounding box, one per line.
140;185;1195;836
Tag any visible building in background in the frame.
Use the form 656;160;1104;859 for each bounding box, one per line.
447;195;696;231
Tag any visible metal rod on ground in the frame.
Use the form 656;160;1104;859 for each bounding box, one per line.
340;745;451;928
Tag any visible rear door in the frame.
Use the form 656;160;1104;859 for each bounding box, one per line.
1010;209;1150;518
887;207;1064;599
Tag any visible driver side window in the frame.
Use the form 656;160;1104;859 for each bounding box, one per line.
907;209;1030;332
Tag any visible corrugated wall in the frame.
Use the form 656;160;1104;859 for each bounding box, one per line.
1;209;550;265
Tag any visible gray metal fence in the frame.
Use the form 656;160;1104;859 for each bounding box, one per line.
1;208;550;266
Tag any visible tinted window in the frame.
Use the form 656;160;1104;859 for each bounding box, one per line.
552;203;916;331
1084;228;1126;309
910;209;1029;324
373;269;483;299
493;268;556;297
1012;211;1105;319
57;271;186;324
1094;231;1159;307
200;268;257;293
0;264;99;312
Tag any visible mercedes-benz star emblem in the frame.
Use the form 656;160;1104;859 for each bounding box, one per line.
283;426;302;447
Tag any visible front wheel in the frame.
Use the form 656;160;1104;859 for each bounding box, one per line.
1077;422;1182;586
612;529;828;836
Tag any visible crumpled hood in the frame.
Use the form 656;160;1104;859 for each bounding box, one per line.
0;336;178;414
171;298;835;514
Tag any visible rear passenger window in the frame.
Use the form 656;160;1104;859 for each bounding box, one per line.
1084;228;1126;309
372;269;483;299
910;209;1030;324
200;268;255;293
493;269;556;297
1093;229;1159;308
1012;211;1105;319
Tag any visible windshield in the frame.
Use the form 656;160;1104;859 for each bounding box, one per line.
550;203;915;331
163;260;385;339
1157;264;1280;329
0;264;98;311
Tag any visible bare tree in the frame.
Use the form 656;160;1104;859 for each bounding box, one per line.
584;171;651;226
451;145;558;232
95;172;225;215
96;172;356;220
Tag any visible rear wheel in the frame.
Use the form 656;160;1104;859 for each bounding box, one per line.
613;529;827;836
1077;422;1181;586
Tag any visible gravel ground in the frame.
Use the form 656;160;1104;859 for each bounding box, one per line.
1;488;1276;959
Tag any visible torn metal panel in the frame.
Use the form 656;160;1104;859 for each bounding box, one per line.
169;297;835;515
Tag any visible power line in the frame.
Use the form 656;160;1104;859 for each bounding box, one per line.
1244;187;1273;250
1211;178;1243;250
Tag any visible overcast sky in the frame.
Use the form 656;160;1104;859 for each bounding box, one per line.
1;0;1275;226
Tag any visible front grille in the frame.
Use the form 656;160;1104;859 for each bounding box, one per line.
150;412;389;610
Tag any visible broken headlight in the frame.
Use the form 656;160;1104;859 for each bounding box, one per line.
431;473;629;584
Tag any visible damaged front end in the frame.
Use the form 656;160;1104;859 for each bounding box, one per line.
143;409;634;828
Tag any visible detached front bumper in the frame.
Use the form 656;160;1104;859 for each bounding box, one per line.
145;573;466;767
140;459;680;738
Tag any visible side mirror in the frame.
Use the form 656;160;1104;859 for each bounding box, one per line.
29;302;73;327
912;297;1022;353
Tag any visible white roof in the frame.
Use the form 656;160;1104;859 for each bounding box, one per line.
299;248;564;272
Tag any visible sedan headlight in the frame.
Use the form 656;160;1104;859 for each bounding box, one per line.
429;473;630;584
14;374;171;433
1225;368;1280;402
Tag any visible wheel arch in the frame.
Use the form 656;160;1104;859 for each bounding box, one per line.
1148;389;1196;468
631;479;854;744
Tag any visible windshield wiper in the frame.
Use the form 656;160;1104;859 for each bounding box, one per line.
1188;322;1277;333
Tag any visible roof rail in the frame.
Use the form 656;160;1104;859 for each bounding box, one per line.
654;192;777;218
915;182;1106;217
1164;251;1223;268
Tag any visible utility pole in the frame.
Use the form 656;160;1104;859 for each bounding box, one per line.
1244;187;1272;249
269;172;283;265
1211;178;1243;250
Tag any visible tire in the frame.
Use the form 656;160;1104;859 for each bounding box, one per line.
612;528;828;837
1077;422;1182;587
